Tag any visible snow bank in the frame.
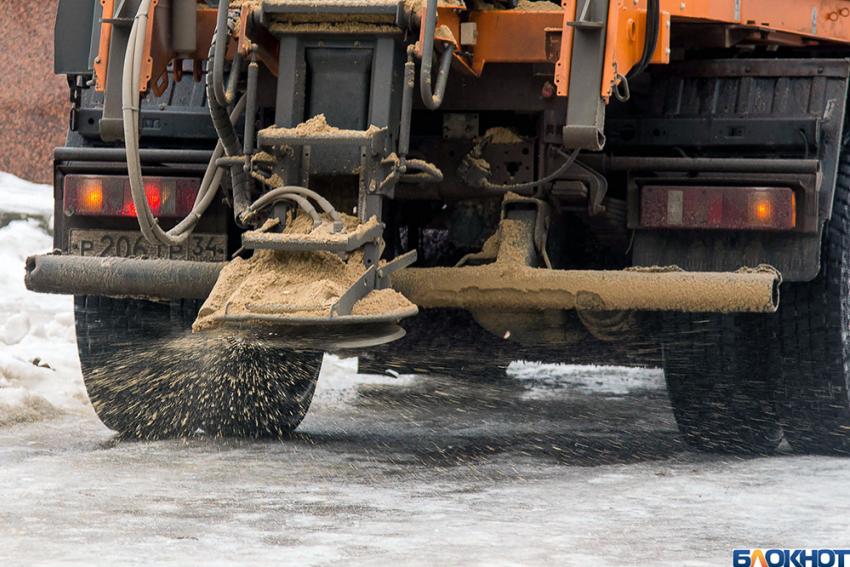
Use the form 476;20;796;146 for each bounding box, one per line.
0;175;88;425
0;171;54;227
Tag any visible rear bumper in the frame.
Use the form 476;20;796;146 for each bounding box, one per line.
391;265;780;314
25;254;780;313
25;254;223;300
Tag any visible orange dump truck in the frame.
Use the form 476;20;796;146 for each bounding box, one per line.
25;0;850;452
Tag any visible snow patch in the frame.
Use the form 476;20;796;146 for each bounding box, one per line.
508;361;665;398
316;356;665;406
0;176;87;424
316;354;418;405
0;387;61;426
0;172;54;218
2;312;30;345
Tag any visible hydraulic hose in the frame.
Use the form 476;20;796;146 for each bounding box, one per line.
479;148;581;195
122;0;246;246
224;48;243;106
400;158;443;183
175;97;246;232
206;10;251;225
261;186;344;231
247;186;338;226
627;0;659;79
419;0;455;110
245;191;322;230
211;0;230;107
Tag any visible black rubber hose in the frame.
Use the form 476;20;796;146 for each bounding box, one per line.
480;148;580;195
627;0;659;80
206;27;250;224
643;0;660;74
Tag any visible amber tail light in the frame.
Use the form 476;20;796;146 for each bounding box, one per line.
63;175;200;218
640;186;796;231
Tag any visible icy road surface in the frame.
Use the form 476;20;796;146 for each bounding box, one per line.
1;173;850;566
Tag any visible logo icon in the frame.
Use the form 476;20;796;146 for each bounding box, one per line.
734;549;850;567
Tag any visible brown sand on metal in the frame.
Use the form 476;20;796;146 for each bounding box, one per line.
195;212;415;330
245;212;381;247
270;21;399;33
263;114;380;138
194;248;367;330
285;210;361;236
434;25;457;42
477;127;524;144
351;288;414;316
405;0;463;13
515;0;562;10
391;264;779;313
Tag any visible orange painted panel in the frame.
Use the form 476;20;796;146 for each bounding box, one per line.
94;0;113;92
741;0;850;41
659;0;736;22
470;10;566;75
601;2;671;98
555;0;577;96
94;0;160;94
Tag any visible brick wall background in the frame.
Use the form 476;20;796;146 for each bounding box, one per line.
0;0;69;184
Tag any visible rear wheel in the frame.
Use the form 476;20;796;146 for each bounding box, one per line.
771;152;850;453
74;296;322;439
661;313;783;454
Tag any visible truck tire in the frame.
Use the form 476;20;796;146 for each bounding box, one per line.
661;313;783;453
74;296;322;439
772;152;850;453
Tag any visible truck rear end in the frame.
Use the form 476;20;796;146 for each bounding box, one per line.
28;0;850;452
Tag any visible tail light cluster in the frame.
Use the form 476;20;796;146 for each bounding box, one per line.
640;185;796;231
63;175;200;218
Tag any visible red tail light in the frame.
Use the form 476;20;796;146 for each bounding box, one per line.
640;186;796;231
64;175;199;218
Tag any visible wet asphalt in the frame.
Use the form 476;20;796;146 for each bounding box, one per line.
0;365;849;566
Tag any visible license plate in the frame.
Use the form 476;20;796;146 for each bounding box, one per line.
69;230;227;262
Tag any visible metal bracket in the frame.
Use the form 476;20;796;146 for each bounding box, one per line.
240;221;384;252
559;161;608;215
99;0;143;142
567;0;605;30
377;250;418;288
562;0;609;151
257;126;389;154
331;265;377;316
261;0;403;22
